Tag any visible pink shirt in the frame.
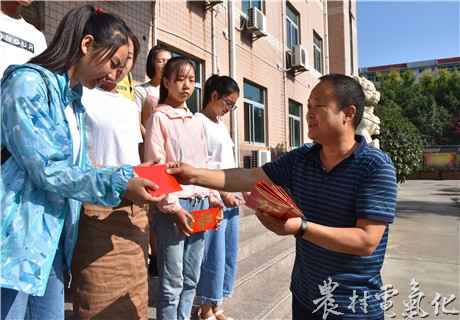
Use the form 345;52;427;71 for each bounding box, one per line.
144;104;220;213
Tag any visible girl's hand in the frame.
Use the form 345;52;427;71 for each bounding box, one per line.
171;208;194;237
215;209;224;229
137;160;159;167
124;177;165;205
222;192;243;208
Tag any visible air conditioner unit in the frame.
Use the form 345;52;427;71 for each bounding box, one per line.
247;7;267;37
208;0;223;5
251;150;271;168
205;0;223;10
291;44;309;71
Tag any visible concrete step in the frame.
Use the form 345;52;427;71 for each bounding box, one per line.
222;235;295;320
237;213;289;261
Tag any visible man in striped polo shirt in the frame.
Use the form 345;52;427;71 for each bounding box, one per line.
167;73;398;320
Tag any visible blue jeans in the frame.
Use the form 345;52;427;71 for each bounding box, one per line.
196;198;239;306
154;197;208;320
1;245;64;320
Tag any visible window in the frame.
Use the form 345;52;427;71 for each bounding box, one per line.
313;32;323;73
289;100;302;148
185;59;202;114
172;52;202;114
242;0;262;13
243;82;266;145
286;4;299;49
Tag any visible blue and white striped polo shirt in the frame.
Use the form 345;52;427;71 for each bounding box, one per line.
263;135;397;319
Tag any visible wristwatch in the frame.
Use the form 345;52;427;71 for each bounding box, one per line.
294;217;308;239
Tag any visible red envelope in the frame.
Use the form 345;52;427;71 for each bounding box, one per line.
133;164;182;196
245;181;303;220
189;207;222;233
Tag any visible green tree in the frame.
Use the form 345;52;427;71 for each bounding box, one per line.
374;105;423;183
419;68;460;145
376;69;458;145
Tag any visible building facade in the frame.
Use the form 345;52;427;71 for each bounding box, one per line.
359;56;460;86
24;0;358;167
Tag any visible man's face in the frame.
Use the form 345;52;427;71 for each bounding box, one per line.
306;80;345;144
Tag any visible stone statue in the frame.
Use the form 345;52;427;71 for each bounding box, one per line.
353;76;381;149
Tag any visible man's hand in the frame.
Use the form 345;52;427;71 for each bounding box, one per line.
255;210;303;237
166;161;198;185
124;177;165;206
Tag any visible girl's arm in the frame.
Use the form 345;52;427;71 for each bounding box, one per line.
1;69;159;206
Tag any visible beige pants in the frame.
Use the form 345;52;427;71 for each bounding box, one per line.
71;199;149;319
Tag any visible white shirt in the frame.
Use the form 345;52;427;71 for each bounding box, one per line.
64;103;81;164
134;82;159;113
194;112;236;169
82;87;143;167
0;13;47;77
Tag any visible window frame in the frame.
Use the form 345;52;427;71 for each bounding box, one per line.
243;81;266;145
313;32;323;73
288;99;302;148
286;4;299;49
242;0;263;13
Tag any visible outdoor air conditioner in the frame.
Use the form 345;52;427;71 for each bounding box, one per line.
291;44;309;71
205;0;223;10
251;150;271;168
247;7;267;37
207;0;223;5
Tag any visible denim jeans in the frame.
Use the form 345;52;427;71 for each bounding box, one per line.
1;244;64;320
196;200;239;306
154;197;208;320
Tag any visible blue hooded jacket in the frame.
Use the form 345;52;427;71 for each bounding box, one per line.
1;64;134;296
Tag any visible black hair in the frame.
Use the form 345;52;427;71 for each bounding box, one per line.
126;27;140;66
29;5;129;73
202;75;240;109
146;44;173;79
319;73;365;128
158;57;195;104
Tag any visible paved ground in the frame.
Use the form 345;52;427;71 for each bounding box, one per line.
380;179;459;319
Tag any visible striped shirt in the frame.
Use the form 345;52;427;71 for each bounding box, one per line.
263;135;397;319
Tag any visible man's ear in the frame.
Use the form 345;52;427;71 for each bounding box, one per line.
343;105;356;123
81;35;94;55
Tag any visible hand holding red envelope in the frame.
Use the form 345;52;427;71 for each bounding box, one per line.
133;164;183;196
245;181;304;220
188;207;223;233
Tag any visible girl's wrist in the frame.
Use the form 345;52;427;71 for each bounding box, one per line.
222;192;230;200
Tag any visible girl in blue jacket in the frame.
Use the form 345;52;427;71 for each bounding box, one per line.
0;5;163;319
